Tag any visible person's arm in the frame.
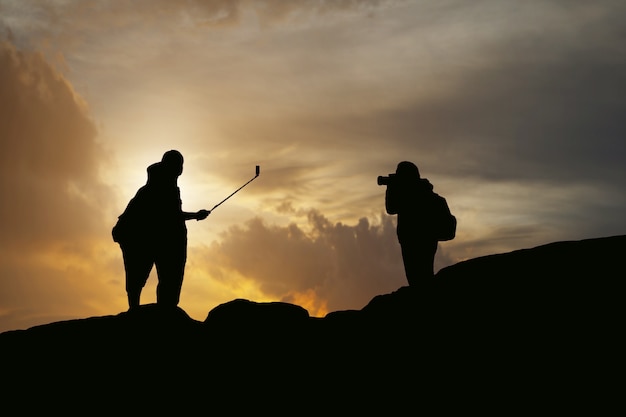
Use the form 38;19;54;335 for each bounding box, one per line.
183;209;210;221
385;185;399;215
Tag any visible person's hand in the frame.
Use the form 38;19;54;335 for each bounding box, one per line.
196;209;210;221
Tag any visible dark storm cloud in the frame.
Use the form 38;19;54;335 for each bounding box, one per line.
362;3;626;189
384;53;626;187
179;1;626;194
236;0;626;198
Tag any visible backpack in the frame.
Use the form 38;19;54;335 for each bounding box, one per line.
111;212;131;243
111;184;154;244
431;192;457;241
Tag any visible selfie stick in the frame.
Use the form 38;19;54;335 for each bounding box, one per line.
210;165;260;212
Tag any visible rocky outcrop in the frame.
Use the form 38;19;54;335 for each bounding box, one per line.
1;235;623;412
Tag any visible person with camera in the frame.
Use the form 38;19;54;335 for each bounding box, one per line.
112;150;210;310
380;161;440;287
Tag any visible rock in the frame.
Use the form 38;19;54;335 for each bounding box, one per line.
1;235;623;411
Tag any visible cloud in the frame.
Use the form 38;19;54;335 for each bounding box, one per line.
1;0;391;40
168;1;626;185
0;240;125;332
2;0;625;331
205;209;456;316
0;40;120;331
405;4;626;186
0;40;113;246
237;1;626;189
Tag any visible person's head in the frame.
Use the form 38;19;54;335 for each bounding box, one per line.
396;161;420;180
161;150;184;177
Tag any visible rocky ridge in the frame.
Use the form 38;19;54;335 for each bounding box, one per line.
1;235;623;412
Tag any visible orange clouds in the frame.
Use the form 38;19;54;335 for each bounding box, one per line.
0;40;112;245
0;40;121;332
206;210;409;314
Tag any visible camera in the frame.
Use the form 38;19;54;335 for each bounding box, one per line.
377;173;396;186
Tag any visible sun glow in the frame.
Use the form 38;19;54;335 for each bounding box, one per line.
285;289;329;318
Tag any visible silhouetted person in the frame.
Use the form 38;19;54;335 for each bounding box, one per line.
112;150;210;310
382;161;440;286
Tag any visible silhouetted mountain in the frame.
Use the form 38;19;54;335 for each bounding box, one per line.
2;235;623;412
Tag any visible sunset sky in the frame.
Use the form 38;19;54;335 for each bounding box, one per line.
1;0;625;333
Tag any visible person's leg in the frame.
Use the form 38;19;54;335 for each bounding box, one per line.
401;239;438;286
400;241;418;286
155;239;187;307
418;240;438;279
121;243;154;310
